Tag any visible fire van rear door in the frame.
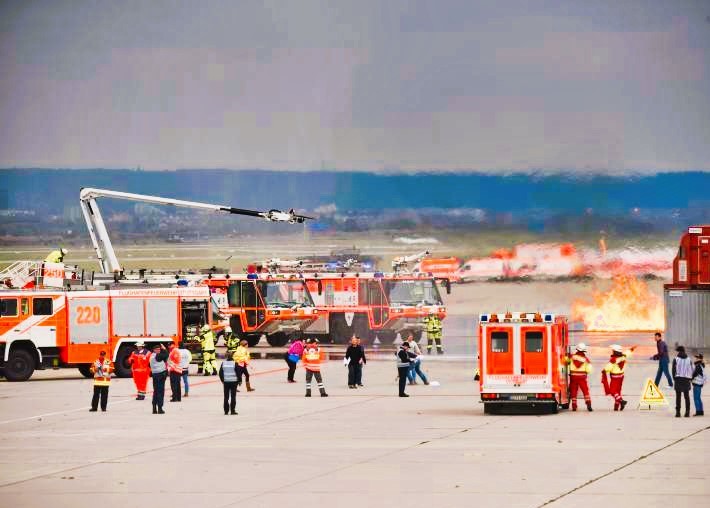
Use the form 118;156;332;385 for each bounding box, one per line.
485;327;514;374
520;326;547;375
699;236;710;284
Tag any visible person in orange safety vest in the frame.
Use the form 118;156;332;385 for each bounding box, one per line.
601;344;636;411
303;339;328;397
89;351;113;412
168;342;183;402
567;343;593;412
128;341;151;400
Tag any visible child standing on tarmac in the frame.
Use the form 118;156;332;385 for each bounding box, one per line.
303;339;328;397
692;353;706;416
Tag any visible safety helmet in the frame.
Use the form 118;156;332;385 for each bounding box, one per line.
60;248;68;255
135;341;145;347
575;343;587;352
611;344;623;353
225;325;232;333
201;324;211;332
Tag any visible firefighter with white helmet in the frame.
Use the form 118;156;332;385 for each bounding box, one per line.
45;247;68;263
567;343;593;412
198;324;218;376
602;344;636;411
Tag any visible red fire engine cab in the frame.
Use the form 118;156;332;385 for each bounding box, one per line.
302;272;447;344
478;312;570;413
0;285;213;381
202;273;318;347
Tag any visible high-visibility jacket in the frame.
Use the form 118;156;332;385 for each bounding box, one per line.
225;332;240;352
91;358;112;386
200;330;216;351
303;347;321;372
604;352;632;376
233;345;250;366
45;250;64;263
424;315;442;334
168;348;183;374
567;353;592;376
128;348;150;373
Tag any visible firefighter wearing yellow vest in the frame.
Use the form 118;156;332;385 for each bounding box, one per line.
224;325;240;359
45;248;68;263
303;339;328;397
567;343;593;412
199;324;218;376
233;338;255;392
424;313;443;354
601;344;636;411
89;350;113;412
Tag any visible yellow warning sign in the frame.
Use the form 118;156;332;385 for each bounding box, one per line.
638;378;668;409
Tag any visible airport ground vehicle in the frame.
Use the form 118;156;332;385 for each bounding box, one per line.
0;284;212;381
478;312;570;413
301;272;447;344
664;225;710;349
202;273;318;347
414;257;462;282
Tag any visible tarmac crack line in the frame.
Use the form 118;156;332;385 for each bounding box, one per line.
537;424;710;507
217;413;506;508
0;391;388;489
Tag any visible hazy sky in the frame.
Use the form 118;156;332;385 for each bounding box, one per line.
1;0;709;172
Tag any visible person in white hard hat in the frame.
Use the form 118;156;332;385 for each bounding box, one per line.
45;248;68;263
567;343;593;412
602;344;636;411
224;325;239;359
127;341;150;400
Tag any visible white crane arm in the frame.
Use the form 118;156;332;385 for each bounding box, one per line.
79;187;312;273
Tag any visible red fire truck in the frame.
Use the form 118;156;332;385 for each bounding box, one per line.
0;284;213;381
478;312;570;413
301;272;448;344
202;273;318;347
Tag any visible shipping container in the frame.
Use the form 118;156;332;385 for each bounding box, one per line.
663;289;710;349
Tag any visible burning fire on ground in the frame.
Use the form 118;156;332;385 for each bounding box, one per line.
571;274;664;331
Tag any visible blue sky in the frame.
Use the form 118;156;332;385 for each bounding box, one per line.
1;1;709;172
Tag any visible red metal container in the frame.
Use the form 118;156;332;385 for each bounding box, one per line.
667;225;710;288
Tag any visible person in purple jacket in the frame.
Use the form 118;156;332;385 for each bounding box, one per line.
285;337;305;383
652;332;673;389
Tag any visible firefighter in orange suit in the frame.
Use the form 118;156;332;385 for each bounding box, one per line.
303;339;328;397
89;351;113;412
567;343;593;412
128;341;151;400
601;344;636;411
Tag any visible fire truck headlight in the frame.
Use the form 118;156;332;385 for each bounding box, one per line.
270;310;281;315
439;307;445;313
312;309;318;314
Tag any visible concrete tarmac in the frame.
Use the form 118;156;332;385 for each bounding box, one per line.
0;355;708;508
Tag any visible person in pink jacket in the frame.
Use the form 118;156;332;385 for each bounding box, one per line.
285;337;305;383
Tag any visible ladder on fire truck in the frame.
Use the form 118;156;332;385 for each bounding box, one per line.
79;188;313;273
0;260;41;289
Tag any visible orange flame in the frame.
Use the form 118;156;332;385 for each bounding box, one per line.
571;274;664;331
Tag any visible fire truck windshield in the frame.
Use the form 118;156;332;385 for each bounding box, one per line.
383;279;443;306
257;280;314;308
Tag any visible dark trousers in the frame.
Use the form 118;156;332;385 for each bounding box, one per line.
237;364;249;383
169;371;182;401
655;357;673;388
152;371;167;408
223;382;237;413
675;378;691;415
285;354;297;381
91;385;109;411
398;367;409;395
348;363;362;385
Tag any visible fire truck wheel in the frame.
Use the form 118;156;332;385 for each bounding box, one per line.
246;335;261;347
78;364;93;378
411;330;423;343
376;331;396;344
266;333;289;347
114;347;133;378
4;349;35;382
